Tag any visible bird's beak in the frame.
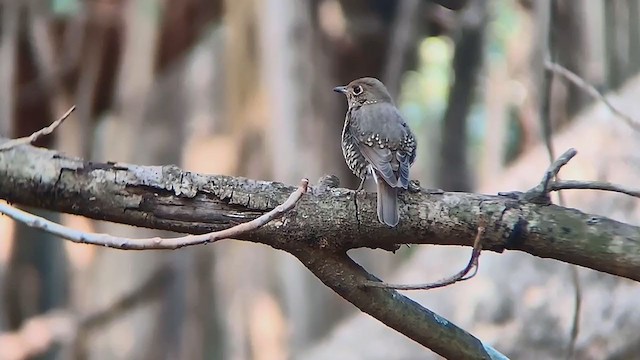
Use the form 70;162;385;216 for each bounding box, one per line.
333;86;348;94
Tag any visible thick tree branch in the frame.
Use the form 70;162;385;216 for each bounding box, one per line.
0;180;308;250
0;143;639;283
294;248;506;359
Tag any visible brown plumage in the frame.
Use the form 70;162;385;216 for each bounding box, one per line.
333;77;417;227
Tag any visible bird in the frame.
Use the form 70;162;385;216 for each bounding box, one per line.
333;77;417;227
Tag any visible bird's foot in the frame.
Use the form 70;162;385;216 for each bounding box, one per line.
356;177;367;192
408;180;421;193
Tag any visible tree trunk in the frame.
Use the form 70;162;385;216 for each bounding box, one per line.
79;1;170;359
553;0;589;126
436;0;487;191
2;8;68;360
604;0;629;90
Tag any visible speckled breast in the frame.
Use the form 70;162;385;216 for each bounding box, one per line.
341;121;369;180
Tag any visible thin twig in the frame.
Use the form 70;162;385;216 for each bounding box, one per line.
0;179;309;250
566;266;582;360
500;148;640;202
519;148;576;203
542;148;577;189
0;105;76;150
550;180;640;198
545;60;640;132
364;226;485;290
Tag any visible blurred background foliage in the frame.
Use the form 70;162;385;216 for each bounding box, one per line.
1;0;640;359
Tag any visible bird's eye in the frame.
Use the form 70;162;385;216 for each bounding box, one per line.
352;85;363;95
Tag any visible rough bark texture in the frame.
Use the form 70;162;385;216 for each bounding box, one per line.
0;143;638;282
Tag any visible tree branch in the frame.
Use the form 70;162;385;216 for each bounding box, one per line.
0;143;639;283
499;148;640;204
0;179;308;250
545;60;640;132
294;248;507;359
0;105;75;150
364;225;484;290
549;180;640;198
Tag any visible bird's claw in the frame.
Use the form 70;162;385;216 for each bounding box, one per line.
356;177;366;192
408;180;422;193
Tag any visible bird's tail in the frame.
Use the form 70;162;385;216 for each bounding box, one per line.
376;179;399;227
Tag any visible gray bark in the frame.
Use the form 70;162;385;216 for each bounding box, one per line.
0;142;638;283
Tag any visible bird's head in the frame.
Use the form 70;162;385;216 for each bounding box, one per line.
333;77;393;107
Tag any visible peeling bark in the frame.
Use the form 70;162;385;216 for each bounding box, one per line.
0;143;638;282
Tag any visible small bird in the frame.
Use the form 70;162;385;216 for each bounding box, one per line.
334;77;417;227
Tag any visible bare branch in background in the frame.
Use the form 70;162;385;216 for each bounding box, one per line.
382;0;421;97
566;266;582;360
0;106;76;150
0;267;170;360
0;1;19;137
499;148;640;203
550;180;640;198
510;148;576;204
364;226;484;290
545;60;640;132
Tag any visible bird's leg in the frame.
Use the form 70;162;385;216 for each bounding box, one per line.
357;167;375;192
356;176;366;192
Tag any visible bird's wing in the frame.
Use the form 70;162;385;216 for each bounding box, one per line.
396;127;416;189
358;145;398;186
396;150;410;189
350;103;408;187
